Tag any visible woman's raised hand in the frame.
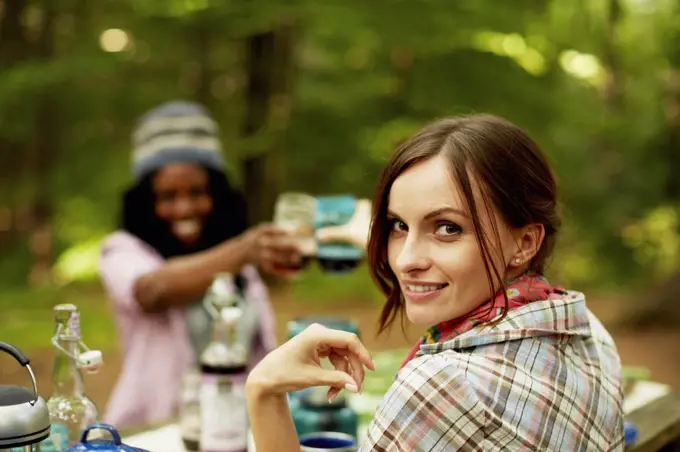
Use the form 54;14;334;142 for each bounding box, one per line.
246;323;376;403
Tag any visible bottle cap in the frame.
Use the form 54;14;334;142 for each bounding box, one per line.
220;307;243;324
53;304;80;339
78;350;103;374
211;273;236;296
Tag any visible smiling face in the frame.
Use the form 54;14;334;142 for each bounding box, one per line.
368;115;557;333
386;155;530;327
152;163;213;246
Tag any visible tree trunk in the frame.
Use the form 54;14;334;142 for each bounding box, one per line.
662;55;680;200
27;0;58;285
0;0;28;64
601;0;623;110
388;45;413;115
625;5;680;328
241;24;296;225
189;15;213;108
0;0;29;253
593;0;625;185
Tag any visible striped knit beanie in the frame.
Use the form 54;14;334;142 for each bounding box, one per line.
132;101;225;181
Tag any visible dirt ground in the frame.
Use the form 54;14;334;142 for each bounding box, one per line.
2;296;679;414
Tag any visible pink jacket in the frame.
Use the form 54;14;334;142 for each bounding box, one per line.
98;231;277;428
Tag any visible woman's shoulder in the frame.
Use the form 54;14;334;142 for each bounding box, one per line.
392;353;479;405
403;324;621;406
376;345;622;450
101;230;159;257
98;231;165;302
99;231;164;275
364;355;483;450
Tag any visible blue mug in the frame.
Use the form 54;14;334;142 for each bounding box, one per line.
299;432;357;451
315;195;364;274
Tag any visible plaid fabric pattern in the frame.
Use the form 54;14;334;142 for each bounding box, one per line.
361;292;624;451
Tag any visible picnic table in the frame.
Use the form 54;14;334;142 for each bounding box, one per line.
626;391;680;452
122;350;680;451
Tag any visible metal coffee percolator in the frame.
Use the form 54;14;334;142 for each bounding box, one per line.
0;342;51;451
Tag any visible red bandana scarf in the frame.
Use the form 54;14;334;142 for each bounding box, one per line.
400;272;566;369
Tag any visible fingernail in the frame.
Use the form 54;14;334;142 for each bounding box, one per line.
345;376;358;386
372;359;377;370
344;383;359;393
328;393;337;404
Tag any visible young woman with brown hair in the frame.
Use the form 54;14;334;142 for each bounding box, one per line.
245;114;625;451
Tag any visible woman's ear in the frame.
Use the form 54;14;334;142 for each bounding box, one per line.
510;224;545;267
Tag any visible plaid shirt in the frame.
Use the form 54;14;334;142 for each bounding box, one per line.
361;292;624;451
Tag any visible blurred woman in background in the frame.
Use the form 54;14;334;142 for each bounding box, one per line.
99;101;300;428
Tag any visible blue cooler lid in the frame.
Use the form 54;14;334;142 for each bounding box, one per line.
64;424;149;452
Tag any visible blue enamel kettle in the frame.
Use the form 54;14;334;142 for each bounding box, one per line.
64;424;148;452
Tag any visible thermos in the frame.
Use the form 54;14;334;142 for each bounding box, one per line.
199;274;249;452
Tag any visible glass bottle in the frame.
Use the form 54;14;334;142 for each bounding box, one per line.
41;304;101;451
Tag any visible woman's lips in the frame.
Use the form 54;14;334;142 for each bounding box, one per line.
172;219;201;239
402;283;448;302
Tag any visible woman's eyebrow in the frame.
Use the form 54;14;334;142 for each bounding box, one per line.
387;207;468;220
424;207;469;220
